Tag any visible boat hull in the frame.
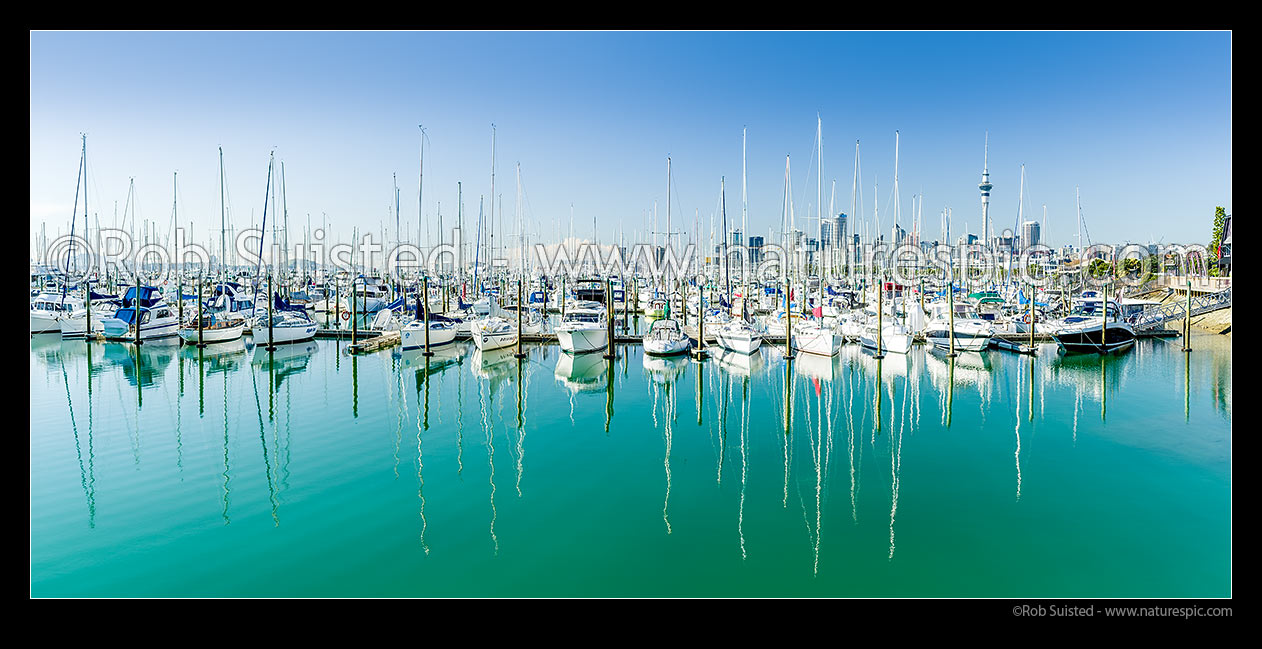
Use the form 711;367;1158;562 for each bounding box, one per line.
252;322;318;346
557;325;608;354
401;323;457;350
925;328;991;352
178;323;245;344
714;328;763;354
1052;323;1136;354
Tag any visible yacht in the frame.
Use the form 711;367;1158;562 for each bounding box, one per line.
713;317;763;354
31;292;81;334
1050;300;1136;354
470;317;518;351
352;276;389;313
178;312;246;344
642;317;690;356
791;318;839;356
101;302;180;341
556;301;608;354
251;295;318;346
401;319;457;350
924;301;994;352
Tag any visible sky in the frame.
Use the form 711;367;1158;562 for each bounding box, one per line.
30;30;1232;259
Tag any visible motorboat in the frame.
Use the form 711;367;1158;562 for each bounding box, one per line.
1050;301;1136;354
556;301;608;354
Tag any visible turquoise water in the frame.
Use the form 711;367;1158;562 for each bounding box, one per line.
30;332;1231;597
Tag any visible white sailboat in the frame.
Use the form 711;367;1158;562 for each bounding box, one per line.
642;157;691;356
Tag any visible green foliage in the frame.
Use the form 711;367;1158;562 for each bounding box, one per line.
1087;258;1111;279
1209;206;1226;277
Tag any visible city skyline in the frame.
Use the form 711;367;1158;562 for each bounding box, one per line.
30;31;1232;257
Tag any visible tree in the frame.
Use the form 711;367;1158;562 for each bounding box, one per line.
1208;206;1226;277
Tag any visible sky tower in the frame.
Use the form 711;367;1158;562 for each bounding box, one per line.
978;132;993;250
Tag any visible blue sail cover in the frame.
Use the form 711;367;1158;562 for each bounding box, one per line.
89;291;117;301
273;293;307;314
1016;290;1050;308
122;286;162;308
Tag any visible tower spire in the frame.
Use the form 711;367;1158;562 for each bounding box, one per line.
978;131;993;250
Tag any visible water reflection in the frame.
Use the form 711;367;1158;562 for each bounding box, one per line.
31;331;1231;585
645;352;686;535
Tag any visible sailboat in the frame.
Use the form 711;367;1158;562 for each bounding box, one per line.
792;116;840;357
713;157;764;355
642;157;691;356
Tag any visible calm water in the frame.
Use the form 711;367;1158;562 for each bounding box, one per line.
30;331;1231;597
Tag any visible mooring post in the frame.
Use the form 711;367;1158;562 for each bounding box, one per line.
1182;278;1192;352
603;278;616;360
197;274;205;348
516;278;527;359
1029;287;1035;350
134;272;142;347
84;281;92;343
784;277;795;360
423;277;433;356
266;272;276;352
874;278;885;359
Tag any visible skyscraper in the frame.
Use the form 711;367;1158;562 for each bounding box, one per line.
1022;220;1041;248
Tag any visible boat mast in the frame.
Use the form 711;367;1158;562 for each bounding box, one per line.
742;127;749;316
418;125;426;250
490;125;496;287
721;176;730;311
817;115;823;317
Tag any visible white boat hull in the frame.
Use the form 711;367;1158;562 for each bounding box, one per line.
793;325;840;356
101;319;179;341
714;328;763;354
401;323;457;350
31;313;62;334
178;323;246;344
557;325;608;354
859;327;914;355
252;322;318;345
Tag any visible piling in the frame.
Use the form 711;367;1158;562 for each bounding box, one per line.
134;272;142;346
266;273;276;351
1028;287;1035;350
1182;279;1192;352
196;275;205;348
1099;278;1108;355
784;277;795;360
515;278;527;359
874;279;885;359
603;279;615;360
423;277;433;357
84;281;92;344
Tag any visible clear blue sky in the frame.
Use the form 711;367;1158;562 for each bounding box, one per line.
30;30;1231;256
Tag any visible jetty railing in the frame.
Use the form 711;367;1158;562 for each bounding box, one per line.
1130;286;1231;332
